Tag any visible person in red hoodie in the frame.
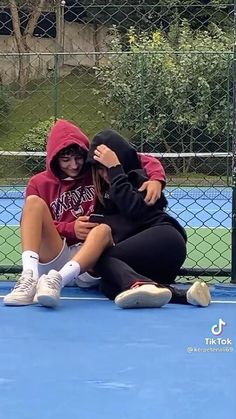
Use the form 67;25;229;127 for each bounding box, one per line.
4;119;166;306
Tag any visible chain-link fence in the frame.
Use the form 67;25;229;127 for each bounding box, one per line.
0;1;234;282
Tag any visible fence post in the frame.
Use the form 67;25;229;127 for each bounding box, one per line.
140;52;144;152
53;53;59;122
231;0;236;283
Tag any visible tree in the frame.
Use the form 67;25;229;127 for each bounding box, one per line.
95;22;232;173
78;0;232;32
7;0;46;95
78;0;232;62
21;117;54;173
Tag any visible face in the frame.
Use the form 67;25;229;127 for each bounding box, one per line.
58;155;84;178
98;167;109;184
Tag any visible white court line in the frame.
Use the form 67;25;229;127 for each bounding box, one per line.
61;296;108;300
211;300;236;304
0;224;20;227
0;296;235;303
0;295;108;301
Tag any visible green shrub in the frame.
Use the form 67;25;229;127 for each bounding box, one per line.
96;22;232;172
21;117;55;174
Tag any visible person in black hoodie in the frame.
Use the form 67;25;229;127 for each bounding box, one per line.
86;129;211;309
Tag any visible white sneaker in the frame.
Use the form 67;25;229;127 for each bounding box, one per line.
36;270;62;308
187;281;211;307
115;284;172;309
66;272;100;288
33;293;38;304
3;269;37;306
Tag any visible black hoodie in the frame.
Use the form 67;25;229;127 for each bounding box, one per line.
88;129;187;243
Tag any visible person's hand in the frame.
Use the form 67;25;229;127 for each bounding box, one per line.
93;144;120;168
138;180;162;205
74;216;98;240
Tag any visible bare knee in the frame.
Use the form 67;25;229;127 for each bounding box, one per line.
89;223;112;244
23;195;47;213
99;223;112;236
25;195;45;207
21;195;50;223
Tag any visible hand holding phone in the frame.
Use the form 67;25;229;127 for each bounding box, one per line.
89;214;105;223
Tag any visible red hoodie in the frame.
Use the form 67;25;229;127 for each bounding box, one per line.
26;119;166;245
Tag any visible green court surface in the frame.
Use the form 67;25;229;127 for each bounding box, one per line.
0;226;20;267
0;226;231;282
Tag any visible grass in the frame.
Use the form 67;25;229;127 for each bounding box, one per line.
0;72;112;150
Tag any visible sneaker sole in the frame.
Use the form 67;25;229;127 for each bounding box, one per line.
37;294;59;308
188;283;211;307
115;288;172;309
3;299;34;306
201;283;211;304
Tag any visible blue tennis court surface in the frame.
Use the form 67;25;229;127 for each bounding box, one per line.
0;284;235;419
0;186;235;418
0;186;232;228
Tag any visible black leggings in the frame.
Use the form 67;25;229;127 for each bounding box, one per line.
95;224;188;303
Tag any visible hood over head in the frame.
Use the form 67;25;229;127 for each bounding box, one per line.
87;129;140;173
46;119;90;177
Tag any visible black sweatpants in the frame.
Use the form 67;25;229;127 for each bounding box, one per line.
95;224;189;304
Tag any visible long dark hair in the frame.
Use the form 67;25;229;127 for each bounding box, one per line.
92;165;107;205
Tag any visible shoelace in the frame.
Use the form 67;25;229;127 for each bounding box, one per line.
13;275;34;293
44;274;61;290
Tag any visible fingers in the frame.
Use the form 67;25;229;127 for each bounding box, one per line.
138;182;147;192
93;145;119;168
86;222;99;228
74;219;99;240
139;180;162;205
138;181;155;203
96;144;107;152
145;193;158;205
78;215;90;222
94;145;107;156
144;189;154;204
94;149;101;157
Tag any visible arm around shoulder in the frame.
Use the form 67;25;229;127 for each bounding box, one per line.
138;153;166;188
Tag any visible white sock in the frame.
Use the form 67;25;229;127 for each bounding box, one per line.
22;250;39;280
59;260;81;287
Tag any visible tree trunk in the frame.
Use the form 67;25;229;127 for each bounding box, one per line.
9;0;46;97
93;22;100;68
162;137;179;174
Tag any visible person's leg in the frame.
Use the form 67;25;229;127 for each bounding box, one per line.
38;242;100;289
103;224;187;283
57;223;113;287
98;225;210;307
21;195;64;265
95;255;172;309
93;225;185;307
36;224;114;307
4;195;64;306
96;255;155;299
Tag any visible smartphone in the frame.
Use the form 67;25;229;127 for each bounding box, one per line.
89;214;105;223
